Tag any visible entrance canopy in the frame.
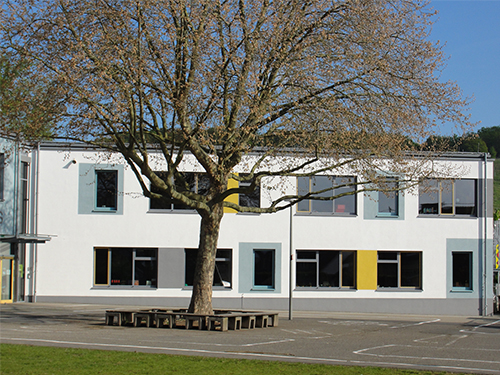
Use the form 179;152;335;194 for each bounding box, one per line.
0;234;52;244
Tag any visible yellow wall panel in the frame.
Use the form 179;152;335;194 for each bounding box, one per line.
224;176;239;213
357;250;377;290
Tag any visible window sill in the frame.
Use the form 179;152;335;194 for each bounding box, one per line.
182;286;232;290
376;214;399;218
92;286;157;289
450;288;473;293
92;209;117;213
251;287;275;291
295;287;356;291
417;214;477;219
147;209;198;214
236;212;261;216
376;288;422;292
295;212;357;217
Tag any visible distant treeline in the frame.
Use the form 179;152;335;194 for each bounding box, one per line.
422;126;500;158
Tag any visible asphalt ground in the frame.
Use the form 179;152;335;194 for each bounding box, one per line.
1;303;499;374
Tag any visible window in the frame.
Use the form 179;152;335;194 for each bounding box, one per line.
150;172;210;210
452;252;472;290
238;174;260;208
20;162;29;233
419;179;476;216
94;248;157;287
254;249;275;289
377;251;422;289
297;176;356;214
184;249;232;288
96;170;117;210
296;250;356;288
378;178;398;216
0;153;4;200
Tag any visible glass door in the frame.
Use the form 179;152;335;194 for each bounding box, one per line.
1;257;14;304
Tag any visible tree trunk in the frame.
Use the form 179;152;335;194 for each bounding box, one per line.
188;203;224;314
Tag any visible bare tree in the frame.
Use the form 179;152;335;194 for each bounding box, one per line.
1;0;473;314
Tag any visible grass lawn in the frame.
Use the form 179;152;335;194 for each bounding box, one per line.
0;344;469;375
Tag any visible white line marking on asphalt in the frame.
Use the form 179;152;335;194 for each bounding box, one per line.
354;344;500;364
390;318;440;329
5;337;346;363
413;334;469;346
459;319;500;335
6;338;499;374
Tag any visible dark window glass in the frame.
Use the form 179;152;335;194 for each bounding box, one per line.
378;252;397;260
254;249;275;287
377;262;398;288
419;179;439;214
296;262;317;287
94;249;109;285
239;174;260;208
401;252;421;287
150;172;209;210
110;248;133;285
296;250;356;288
297;176;356;214
319;251;340;287
378;179;398;215
419;179;476;216
454;180;476;215
377;251;422;289
95;248;157;287
20;162;29;233
453;252;472;289
96;170;117;210
440;180;453;214
311;176;333;213
134;259;157;286
341;251;356;287
185;249;231;288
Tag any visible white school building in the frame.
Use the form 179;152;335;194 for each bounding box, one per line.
1;138;496;315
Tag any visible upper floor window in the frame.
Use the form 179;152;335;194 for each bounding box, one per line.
95;170;118;211
297;176;356;215
419;179;476;216
238;174;260;208
377;251;422;289
150;172;210;210
296;250;356;289
378;178;399;216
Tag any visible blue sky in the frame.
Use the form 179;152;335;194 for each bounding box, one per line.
429;0;500;135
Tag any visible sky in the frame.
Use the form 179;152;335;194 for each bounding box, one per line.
429;0;500;135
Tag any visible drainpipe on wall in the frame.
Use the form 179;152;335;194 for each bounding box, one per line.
483;153;488;316
31;143;41;303
289;204;293;320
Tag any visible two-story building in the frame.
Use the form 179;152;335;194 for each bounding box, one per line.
2;139;496;315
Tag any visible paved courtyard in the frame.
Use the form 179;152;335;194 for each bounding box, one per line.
1;303;499;374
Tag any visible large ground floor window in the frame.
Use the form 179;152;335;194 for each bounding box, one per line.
185;249;232;288
296;250;356;288
377;251;422;289
94;248;157;287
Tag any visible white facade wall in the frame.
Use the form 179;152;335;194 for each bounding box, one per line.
32;145;495;315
